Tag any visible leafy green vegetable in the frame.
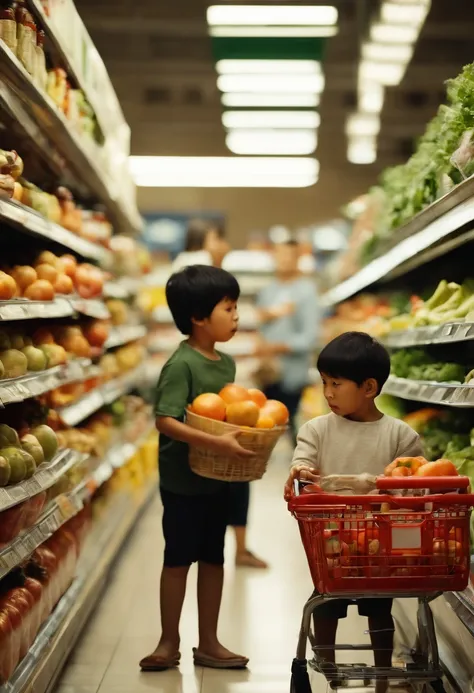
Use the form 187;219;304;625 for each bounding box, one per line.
390;348;432;378
408;362;465;383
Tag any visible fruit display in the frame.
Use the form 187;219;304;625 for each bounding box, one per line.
191;385;289;429
0;423;57;488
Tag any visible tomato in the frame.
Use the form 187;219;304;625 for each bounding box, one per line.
219;384;249;404
10;266;37;292
385;456;427;476
54;274;74;294
84;320;110;347
0;271;16;300
57;254;77;278
261;400;289;426
74;264;104;298
35;263;58;285
392;466;410;477
416;460;459;477
192;393;226;421
247;388;267;407
24;280;55;301
226;401;260;427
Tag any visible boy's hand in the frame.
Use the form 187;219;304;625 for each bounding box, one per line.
284;464;320;500
215;430;256;459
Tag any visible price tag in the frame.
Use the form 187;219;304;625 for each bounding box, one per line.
34;470;52;487
23;531;39;556
31;526;45;545
0;488;12;509
42;514;58;535
0;547;20;574
7;486;28;503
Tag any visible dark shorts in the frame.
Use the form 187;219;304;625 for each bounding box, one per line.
160;486;229;567
312;591;393;620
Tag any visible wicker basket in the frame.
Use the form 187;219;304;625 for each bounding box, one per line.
186;409;285;482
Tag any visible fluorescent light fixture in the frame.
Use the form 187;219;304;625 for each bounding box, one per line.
209;25;338;38
370;22;418;43
222;111;321;129
360;59;406;86
362;41;413;63
358;82;385;113
226;129;317;155
207;5;338;26
129;156;319;188
347;137;377;165
381;2;429;25
216;59;322;75
217;74;325;94
346;113;380;137
221;92;320;108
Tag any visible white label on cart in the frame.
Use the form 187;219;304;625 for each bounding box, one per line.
391;526;421;549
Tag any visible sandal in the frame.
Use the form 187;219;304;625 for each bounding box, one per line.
192;648;249;669
139;651;181;672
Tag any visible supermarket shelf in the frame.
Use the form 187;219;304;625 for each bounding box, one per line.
322;177;474;307
104;277;143;299
383;375;474;407
58;365;145;426
0;449;86;512
0;298;73;322
0;199;112;266
0;357;92;406
385;322;474;348
69;298;111;320
0;480;156;693
105;325;147;350
0;40;140;235
0;484;85;579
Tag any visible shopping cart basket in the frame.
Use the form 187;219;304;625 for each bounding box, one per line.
287;475;474;692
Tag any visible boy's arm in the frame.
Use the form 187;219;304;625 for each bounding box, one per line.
284;422;320;499
396;427;424;459
156;416;254;459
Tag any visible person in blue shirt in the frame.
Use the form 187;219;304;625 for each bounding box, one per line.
256;239;319;444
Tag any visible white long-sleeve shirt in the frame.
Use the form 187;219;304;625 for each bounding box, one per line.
292;413;423;477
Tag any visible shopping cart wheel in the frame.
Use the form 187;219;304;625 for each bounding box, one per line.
290;659;312;693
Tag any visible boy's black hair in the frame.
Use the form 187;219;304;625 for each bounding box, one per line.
317;331;390;394
166;265;240;335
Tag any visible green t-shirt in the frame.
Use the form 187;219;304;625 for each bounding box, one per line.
155;341;236;495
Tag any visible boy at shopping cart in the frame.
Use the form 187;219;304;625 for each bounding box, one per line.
284;331;423;693
140;265;251;672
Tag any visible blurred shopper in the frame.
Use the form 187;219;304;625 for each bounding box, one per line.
171;219;212;272
255;240;319;445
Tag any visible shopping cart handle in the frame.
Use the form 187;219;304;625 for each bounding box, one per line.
376;475;470;491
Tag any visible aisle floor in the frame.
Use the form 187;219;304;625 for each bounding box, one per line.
54;449;386;693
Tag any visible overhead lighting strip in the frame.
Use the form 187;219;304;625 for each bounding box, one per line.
347;0;432;164
129;156;319;188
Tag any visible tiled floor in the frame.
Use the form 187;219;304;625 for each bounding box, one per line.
54;450;385;693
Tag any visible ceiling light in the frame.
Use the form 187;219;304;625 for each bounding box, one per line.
345;113;380;137
370;22;419;43
216;59;322;75
221;93;320;108
226;129;317;155
222;111;321;129
347;137;377;165
380;2;430;25
362;42;413;63
358;83;385;113
217;74;325;94
207;5;338;26
129;156;319;188
209;25;338;38
359;59;406;86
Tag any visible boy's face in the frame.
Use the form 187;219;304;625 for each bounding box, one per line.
200;298;239;343
320;372;378;418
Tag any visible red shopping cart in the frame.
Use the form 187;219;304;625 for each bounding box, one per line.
288;475;474;693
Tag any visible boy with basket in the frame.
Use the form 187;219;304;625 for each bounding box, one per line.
285;332;423;693
140;265;251;672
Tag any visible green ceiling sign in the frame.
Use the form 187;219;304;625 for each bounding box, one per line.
211;37;326;62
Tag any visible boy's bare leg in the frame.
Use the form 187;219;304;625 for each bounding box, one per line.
140;565;189;665
368;614;395;693
196;562;247;660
